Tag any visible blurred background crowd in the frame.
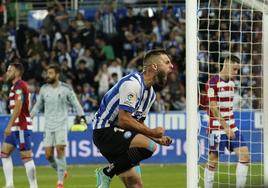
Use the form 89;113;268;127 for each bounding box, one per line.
0;0;263;114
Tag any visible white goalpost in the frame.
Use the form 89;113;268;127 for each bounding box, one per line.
186;0;268;187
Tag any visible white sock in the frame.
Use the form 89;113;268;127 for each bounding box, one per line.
57;156;67;184
24;160;38;188
204;167;215;188
236;162;248;188
2;156;14;187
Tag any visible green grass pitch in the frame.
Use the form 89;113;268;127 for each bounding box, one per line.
0;164;263;188
0;164;185;188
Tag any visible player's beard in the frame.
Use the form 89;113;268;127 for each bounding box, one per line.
46;77;56;84
155;69;167;87
6;73;15;83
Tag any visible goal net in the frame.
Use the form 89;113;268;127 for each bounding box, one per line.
197;0;267;187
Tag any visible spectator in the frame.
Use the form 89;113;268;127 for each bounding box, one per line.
94;63;109;101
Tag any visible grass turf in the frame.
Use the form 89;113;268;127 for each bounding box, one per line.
0;164;185;188
0;164;263;188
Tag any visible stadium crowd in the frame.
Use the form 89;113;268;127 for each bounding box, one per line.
0;2;186;114
0;0;263;114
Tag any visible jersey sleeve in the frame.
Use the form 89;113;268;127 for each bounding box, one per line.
14;84;24;102
67;87;85;116
206;79;218;102
30;86;45;117
119;80;140;113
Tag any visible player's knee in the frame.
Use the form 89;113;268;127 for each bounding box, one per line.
45;154;54;161
0;151;10;158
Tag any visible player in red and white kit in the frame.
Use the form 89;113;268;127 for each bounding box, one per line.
1;63;38;188
204;56;250;188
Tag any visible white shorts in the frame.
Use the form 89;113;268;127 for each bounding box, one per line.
43;130;68;147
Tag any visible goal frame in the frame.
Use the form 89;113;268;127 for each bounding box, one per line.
186;0;268;187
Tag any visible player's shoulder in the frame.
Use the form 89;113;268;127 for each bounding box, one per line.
120;72;142;89
208;75;220;86
60;82;73;91
14;80;28;90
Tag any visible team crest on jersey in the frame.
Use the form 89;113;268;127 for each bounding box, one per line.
124;93;135;105
16;89;22;95
124;131;132;139
207;88;215;97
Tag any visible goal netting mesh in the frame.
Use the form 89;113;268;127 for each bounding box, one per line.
197;0;265;187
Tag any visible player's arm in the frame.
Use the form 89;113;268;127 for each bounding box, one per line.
118;81;164;138
5;89;23;136
67;88;86;123
30;87;44;118
118;110;164;138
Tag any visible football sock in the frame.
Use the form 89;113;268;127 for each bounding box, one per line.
57;156;67;183
47;156;58;171
204;166;215;188
24;159;38;188
236;162;248;188
1;155;14;187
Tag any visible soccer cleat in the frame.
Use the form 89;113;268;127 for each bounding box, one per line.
95;168;111;188
56;183;64;188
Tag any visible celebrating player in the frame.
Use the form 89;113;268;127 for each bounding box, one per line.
93;49;173;188
30;64;86;188
1;63;38;188
204;55;250;188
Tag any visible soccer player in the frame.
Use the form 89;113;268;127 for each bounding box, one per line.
1;63;38;188
30;64;86;188
204;55;250;188
93;49;173;188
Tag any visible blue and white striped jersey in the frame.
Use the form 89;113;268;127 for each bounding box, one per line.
92;72;156;130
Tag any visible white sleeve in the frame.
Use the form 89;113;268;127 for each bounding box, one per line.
118;80;140;113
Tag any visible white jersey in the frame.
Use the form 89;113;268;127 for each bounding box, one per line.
93;72;156;130
31;82;84;131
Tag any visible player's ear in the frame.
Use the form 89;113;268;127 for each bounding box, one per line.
152;63;158;71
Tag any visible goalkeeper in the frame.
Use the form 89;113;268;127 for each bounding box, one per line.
204;55;250;188
30;64;86;188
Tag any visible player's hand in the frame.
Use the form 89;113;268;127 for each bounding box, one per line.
157;136;173;146
151;127;165;138
4;126;12;137
225;127;235;139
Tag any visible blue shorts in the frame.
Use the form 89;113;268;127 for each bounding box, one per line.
4;130;32;151
209;130;247;155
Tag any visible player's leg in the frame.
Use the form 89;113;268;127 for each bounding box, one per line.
19;130;38;188
204;152;218;188
204;132;223;188
55;130;68;187
103;134;156;187
119;166;143;188
93;127;156;188
43;131;57;171
232;131;250;188
1;134;15;188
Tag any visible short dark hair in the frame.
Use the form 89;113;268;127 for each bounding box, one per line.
143;49;168;67
47;64;61;74
225;55;240;64
10;63;24;76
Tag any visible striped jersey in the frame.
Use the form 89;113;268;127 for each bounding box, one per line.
9;80;32;131
93;72;156;130
205;75;238;133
